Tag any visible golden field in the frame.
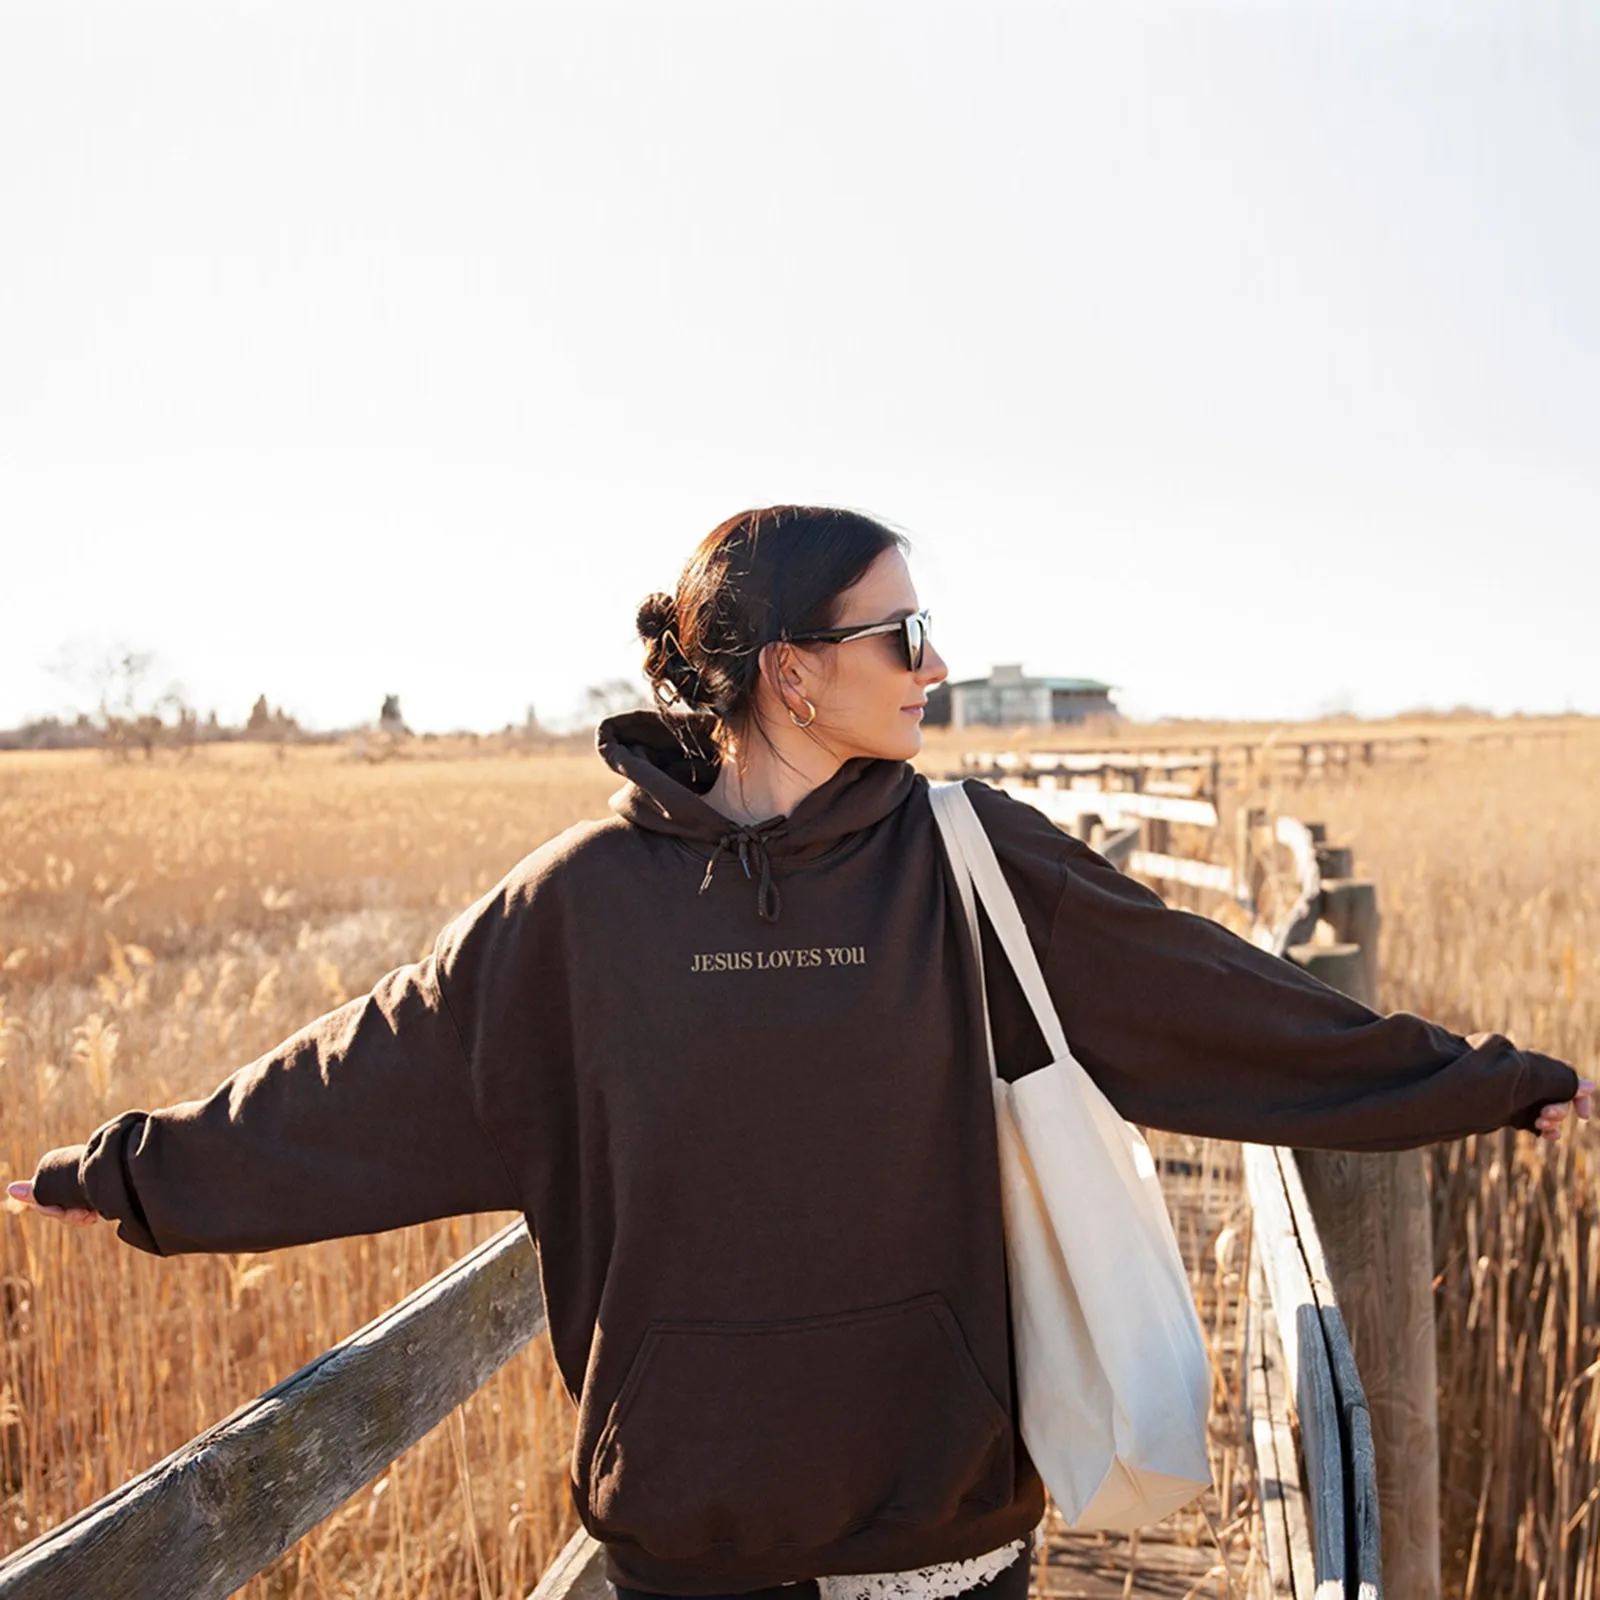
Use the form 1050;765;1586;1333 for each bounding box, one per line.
1;717;1596;1599
1248;722;1600;1600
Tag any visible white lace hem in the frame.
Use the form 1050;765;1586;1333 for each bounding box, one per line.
806;1516;1044;1600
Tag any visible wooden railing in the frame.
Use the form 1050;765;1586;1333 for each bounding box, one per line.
0;746;1431;1600
974;746;1433;1600
959;717;1575;788
1246;1145;1381;1600
0;1225;545;1599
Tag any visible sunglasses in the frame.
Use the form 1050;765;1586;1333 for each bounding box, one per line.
786;608;933;672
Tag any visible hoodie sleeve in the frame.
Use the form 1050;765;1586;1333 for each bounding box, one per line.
29;898;523;1256
966;780;1580;1152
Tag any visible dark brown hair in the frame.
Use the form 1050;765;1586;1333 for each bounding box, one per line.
636;505;911;758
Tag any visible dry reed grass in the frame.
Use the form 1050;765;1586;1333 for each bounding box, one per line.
1;743;617;1598
2;719;1595;1598
1250;725;1600;1600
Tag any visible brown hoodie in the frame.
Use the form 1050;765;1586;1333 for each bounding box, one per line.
31;709;1578;1594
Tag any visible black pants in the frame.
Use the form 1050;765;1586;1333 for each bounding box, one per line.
616;1535;1036;1600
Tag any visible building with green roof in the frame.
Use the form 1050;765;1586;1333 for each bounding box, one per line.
925;663;1118;729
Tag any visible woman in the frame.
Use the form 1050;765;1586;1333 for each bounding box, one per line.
12;504;1592;1600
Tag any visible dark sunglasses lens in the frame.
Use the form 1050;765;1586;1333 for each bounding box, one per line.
906;613;926;670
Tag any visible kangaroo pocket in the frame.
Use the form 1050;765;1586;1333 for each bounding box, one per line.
586;1290;1013;1561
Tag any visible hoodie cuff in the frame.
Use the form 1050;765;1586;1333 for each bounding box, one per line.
32;1145;92;1211
1500;1043;1581;1134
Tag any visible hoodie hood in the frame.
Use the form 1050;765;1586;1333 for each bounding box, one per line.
596;709;919;923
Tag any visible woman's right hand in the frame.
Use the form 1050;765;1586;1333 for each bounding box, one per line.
1534;1077;1597;1142
6;1179;101;1226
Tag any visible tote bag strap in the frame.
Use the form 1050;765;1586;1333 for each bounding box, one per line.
929;780;1074;1066
931;782;1001;1083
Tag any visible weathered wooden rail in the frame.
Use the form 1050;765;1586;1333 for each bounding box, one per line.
959;717;1576;790
0;747;1431;1600
0;1225;546;1599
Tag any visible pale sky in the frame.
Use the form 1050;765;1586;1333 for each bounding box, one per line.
3;1;1595;733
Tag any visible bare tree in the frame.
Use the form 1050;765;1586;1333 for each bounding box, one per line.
99;649;156;758
48;645;185;760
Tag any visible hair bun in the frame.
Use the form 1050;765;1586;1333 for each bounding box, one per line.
636;591;677;644
638;590;710;711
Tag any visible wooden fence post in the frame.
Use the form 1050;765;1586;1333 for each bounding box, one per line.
1288;857;1441;1600
1235;805;1265;904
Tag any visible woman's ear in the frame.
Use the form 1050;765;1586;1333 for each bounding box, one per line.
758;640;807;700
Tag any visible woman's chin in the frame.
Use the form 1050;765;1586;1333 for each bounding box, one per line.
880;722;924;761
836;718;923;763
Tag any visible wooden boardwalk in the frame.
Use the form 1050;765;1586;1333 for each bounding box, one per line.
1033;1528;1239;1599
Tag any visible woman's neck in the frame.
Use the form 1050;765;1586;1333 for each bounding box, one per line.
703;733;845;825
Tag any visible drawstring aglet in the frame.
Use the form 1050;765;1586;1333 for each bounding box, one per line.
697;830;769;907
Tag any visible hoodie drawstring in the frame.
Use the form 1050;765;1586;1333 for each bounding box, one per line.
698;827;783;922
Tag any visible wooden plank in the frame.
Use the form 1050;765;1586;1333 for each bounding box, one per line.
0;1220;544;1600
961;750;1220;775
1319;1322;1382;1600
1268;815;1323;956
1033;1527;1226;1597
1128;851;1235;891
1273;1143;1390;1598
526;1525;611;1600
1305;1305;1381;1598
1241;1146;1347;1592
1247;1243;1311;1598
996;781;1218;827
1345;1400;1383;1599
1275;815;1322;885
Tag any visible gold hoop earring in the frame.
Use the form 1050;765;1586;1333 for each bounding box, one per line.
788;696;817;729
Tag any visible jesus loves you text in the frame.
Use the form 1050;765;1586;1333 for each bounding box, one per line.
689;946;867;973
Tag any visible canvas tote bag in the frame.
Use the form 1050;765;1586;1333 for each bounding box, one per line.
929;779;1212;1531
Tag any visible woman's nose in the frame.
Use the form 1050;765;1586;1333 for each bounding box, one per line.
917;642;949;686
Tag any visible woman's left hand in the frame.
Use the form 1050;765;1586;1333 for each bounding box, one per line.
1534;1078;1596;1142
